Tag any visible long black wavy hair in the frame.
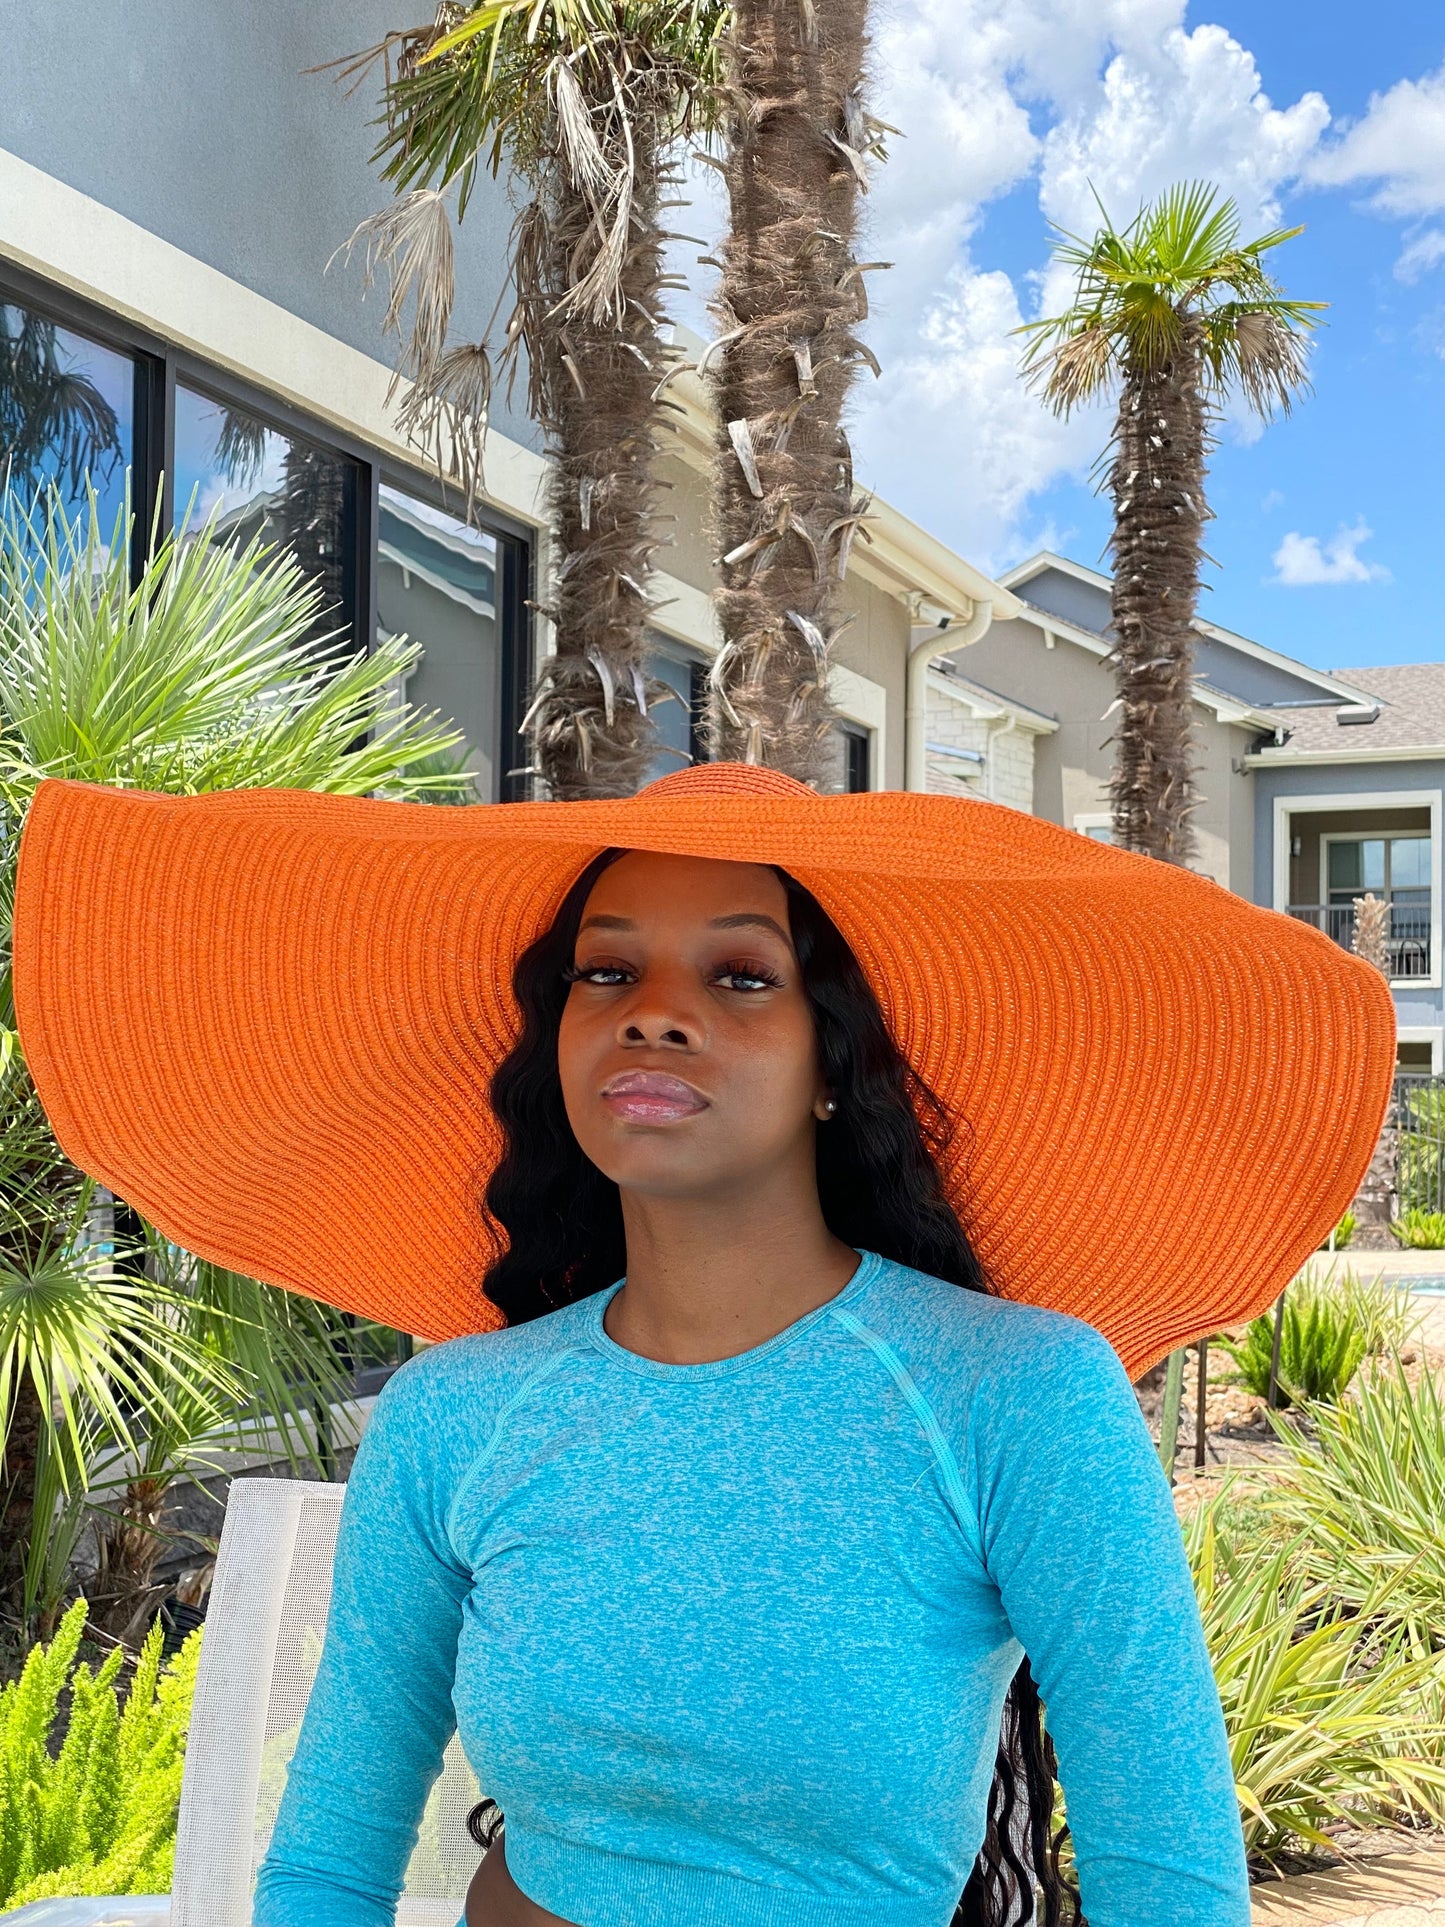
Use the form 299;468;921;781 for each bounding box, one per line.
472;850;1083;1925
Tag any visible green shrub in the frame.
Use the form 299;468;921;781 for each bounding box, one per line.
1220;1272;1368;1406
0;1598;200;1907
1187;1497;1445;1862
1321;1210;1356;1250
1334;1268;1422;1357
1397;1084;1445;1216
1393;1208;1445;1249
1264;1360;1445;1649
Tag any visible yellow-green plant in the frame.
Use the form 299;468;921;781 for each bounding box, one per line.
1188;1498;1445;1860
1219;1270;1368;1406
1332;1265;1421;1358
1264;1359;1445;1648
1322;1209;1356;1250
0;1598;201;1906
1393;1207;1445;1250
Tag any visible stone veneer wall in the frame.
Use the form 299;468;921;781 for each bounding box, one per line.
924;683;1036;811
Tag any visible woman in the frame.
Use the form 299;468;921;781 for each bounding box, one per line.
12;764;1393;1927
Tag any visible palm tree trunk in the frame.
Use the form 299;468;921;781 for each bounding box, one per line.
708;0;874;783
1107;320;1207;863
521;94;672;801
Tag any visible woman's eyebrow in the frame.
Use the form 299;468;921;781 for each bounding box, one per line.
578;913;635;933
709;912;791;942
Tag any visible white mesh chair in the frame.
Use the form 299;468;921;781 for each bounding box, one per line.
6;1478;481;1927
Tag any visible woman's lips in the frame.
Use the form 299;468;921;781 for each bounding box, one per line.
600;1070;709;1123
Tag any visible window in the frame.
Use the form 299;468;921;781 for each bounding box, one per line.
175;383;360;648
378;485;504;797
0;298;135;542
644;639;706;784
0;267;535;802
1326;836;1431;908
841;724;871;794
1072;812;1114;843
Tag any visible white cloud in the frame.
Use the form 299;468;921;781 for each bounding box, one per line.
668;2;1337;571
843;5;1332;568
1270;520;1389;587
1308;66;1445;217
1395;229;1445;283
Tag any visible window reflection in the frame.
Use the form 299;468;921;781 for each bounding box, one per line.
174;384;353;646
377;485;502;799
0;302;132;535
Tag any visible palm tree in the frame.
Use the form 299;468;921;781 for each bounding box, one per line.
705;0;886;783
0;485;469;1637
1021;183;1323;862
334;0;727;799
0;307;122;503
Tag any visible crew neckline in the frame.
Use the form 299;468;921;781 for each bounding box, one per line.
582;1249;883;1381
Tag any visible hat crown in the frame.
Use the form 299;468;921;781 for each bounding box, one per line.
637;763;813;803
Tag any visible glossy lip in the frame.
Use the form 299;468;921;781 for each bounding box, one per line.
599;1069;709;1123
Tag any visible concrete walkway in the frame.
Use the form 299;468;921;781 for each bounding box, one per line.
1252;1845;1445;1924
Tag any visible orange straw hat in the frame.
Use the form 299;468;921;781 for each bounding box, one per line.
13;763;1393;1379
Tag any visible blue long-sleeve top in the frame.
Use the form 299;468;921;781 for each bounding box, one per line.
254;1251;1249;1927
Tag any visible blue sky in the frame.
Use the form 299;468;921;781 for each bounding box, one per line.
678;2;1445;673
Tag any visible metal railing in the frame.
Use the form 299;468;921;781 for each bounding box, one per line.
1287;901;1433;979
1396;1073;1445;1217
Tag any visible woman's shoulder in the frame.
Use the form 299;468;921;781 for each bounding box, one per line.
857;1254;1132;1410
364;1294;595;1436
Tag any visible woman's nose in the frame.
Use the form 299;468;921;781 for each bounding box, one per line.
622;1015;691;1047
617;979;702;1050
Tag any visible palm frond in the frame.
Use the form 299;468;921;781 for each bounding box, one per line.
1020;179;1323;420
0;485;467;797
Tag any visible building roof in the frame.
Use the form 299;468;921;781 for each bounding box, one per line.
1000;550;1373;709
1261;663;1445;756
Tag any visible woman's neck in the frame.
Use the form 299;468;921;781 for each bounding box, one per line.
606;1167;859;1366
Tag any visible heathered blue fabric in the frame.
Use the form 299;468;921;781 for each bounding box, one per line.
253;1252;1250;1927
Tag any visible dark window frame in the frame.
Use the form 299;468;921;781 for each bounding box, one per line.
0;261;534;803
840;721;871;794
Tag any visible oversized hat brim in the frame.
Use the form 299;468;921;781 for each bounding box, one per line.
13;765;1395;1379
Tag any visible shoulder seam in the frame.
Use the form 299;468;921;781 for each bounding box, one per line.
826;1304;985;1566
443;1347;580;1545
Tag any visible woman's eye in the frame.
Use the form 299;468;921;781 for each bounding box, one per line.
714;962;784;992
566;962;634;987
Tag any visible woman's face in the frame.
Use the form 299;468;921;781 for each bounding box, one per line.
557;852;832;1203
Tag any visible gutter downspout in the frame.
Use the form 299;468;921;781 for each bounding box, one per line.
985;713;1018;802
905;597;993;793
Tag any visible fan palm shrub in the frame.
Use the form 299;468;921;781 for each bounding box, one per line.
1022;184;1322;865
339;0;727;799
1219;1270;1368;1407
0;485;468;1635
0;1598;200;1907
1263;1359;1445;1650
1187;1498;1445;1863
705;0;888;780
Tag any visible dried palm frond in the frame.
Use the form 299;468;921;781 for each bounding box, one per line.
1227;307;1313;419
332;188;457;394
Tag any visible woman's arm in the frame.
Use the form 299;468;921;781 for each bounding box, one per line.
253;1356;471;1927
974;1315;1250;1926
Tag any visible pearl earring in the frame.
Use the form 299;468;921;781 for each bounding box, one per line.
823;1098;837;1116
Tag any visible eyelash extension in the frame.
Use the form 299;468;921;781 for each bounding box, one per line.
715;959;784;989
560;961;629;984
560;960;784;989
